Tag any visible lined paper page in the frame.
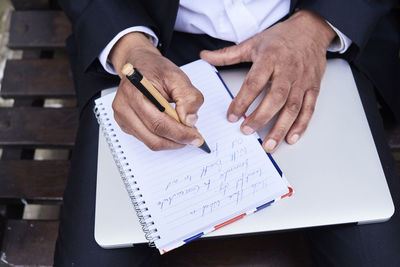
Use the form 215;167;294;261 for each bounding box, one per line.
96;60;289;252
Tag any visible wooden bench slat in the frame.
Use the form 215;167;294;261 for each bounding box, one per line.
8;11;71;49
0;160;68;202
0;220;310;267
0;107;78;148
10;0;50;10
1;59;75;99
1;220;58;267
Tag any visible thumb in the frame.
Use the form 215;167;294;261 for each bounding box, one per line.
171;81;205;127
200;43;249;66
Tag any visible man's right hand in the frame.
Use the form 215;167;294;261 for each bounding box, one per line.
110;32;205;151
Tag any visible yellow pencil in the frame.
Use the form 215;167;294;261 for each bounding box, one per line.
121;63;211;153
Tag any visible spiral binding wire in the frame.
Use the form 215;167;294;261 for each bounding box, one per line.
94;103;161;246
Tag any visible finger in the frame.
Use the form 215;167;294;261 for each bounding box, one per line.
240;75;291;135
227;61;273;122
262;84;304;152
127;83;204;146
112;95;184;151
166;70;204;127
286;87;319;144
200;42;251;66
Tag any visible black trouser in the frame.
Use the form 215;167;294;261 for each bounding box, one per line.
54;32;400;267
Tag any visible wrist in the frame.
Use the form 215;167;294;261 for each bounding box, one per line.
290;9;336;50
110;32;160;77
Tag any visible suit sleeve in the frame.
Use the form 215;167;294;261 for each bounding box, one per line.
295;0;395;54
59;0;158;72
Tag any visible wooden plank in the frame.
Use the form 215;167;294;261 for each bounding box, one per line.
10;0;50;10
13;99;44;107
1;59;75;99
1;148;35;160
0;160;68;202
0;220;310;267
22;50;43;59
0;107;78;148
1;149;24;160
23;204;61;220
1;220;58;267
8;11;71;49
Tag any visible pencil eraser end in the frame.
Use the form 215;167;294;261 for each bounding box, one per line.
122;63;134;76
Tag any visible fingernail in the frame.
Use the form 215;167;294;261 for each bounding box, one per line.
241;125;254;135
228;114;239;122
190;138;203;147
290;134;299;144
185;114;198;127
264;139;277;152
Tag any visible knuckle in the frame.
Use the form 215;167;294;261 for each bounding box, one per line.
232;97;249;113
111;99;120;112
293;53;305;65
195;90;205;105
247;112;268;129
304;104;315;114
186;90;204;106
248;119;264;130
309;87;320;96
170;69;185;81
272;126;288;140
112;108;123;121
181;131;196;143
244;78;262;93
287;57;299;69
147;140;164;151
267;52;278;63
271;86;288;102
120;126;130;134
165;66;179;76
183;93;196;104
240;43;249;54
217;47;233;64
150;118;167;135
221;46;234;55
269;39;284;50
285;101;301;114
170;126;190;143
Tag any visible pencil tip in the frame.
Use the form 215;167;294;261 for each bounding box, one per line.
199;141;211;153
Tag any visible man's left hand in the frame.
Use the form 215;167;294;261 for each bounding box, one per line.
200;9;336;153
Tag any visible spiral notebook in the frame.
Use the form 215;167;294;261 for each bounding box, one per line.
94;59;292;254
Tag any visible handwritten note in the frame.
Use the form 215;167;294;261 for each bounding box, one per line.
96;60;289;252
154;137;272;229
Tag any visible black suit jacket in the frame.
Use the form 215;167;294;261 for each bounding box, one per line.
59;0;400;119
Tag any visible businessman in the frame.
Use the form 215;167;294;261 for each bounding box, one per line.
55;0;400;266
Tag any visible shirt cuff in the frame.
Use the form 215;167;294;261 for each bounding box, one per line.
325;21;352;54
99;26;159;75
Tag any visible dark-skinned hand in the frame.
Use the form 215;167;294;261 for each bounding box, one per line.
110;32;205;151
201;9;336;152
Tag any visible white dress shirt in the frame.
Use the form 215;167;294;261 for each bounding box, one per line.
100;0;352;75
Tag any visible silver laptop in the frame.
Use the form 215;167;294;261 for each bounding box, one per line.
94;59;394;248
